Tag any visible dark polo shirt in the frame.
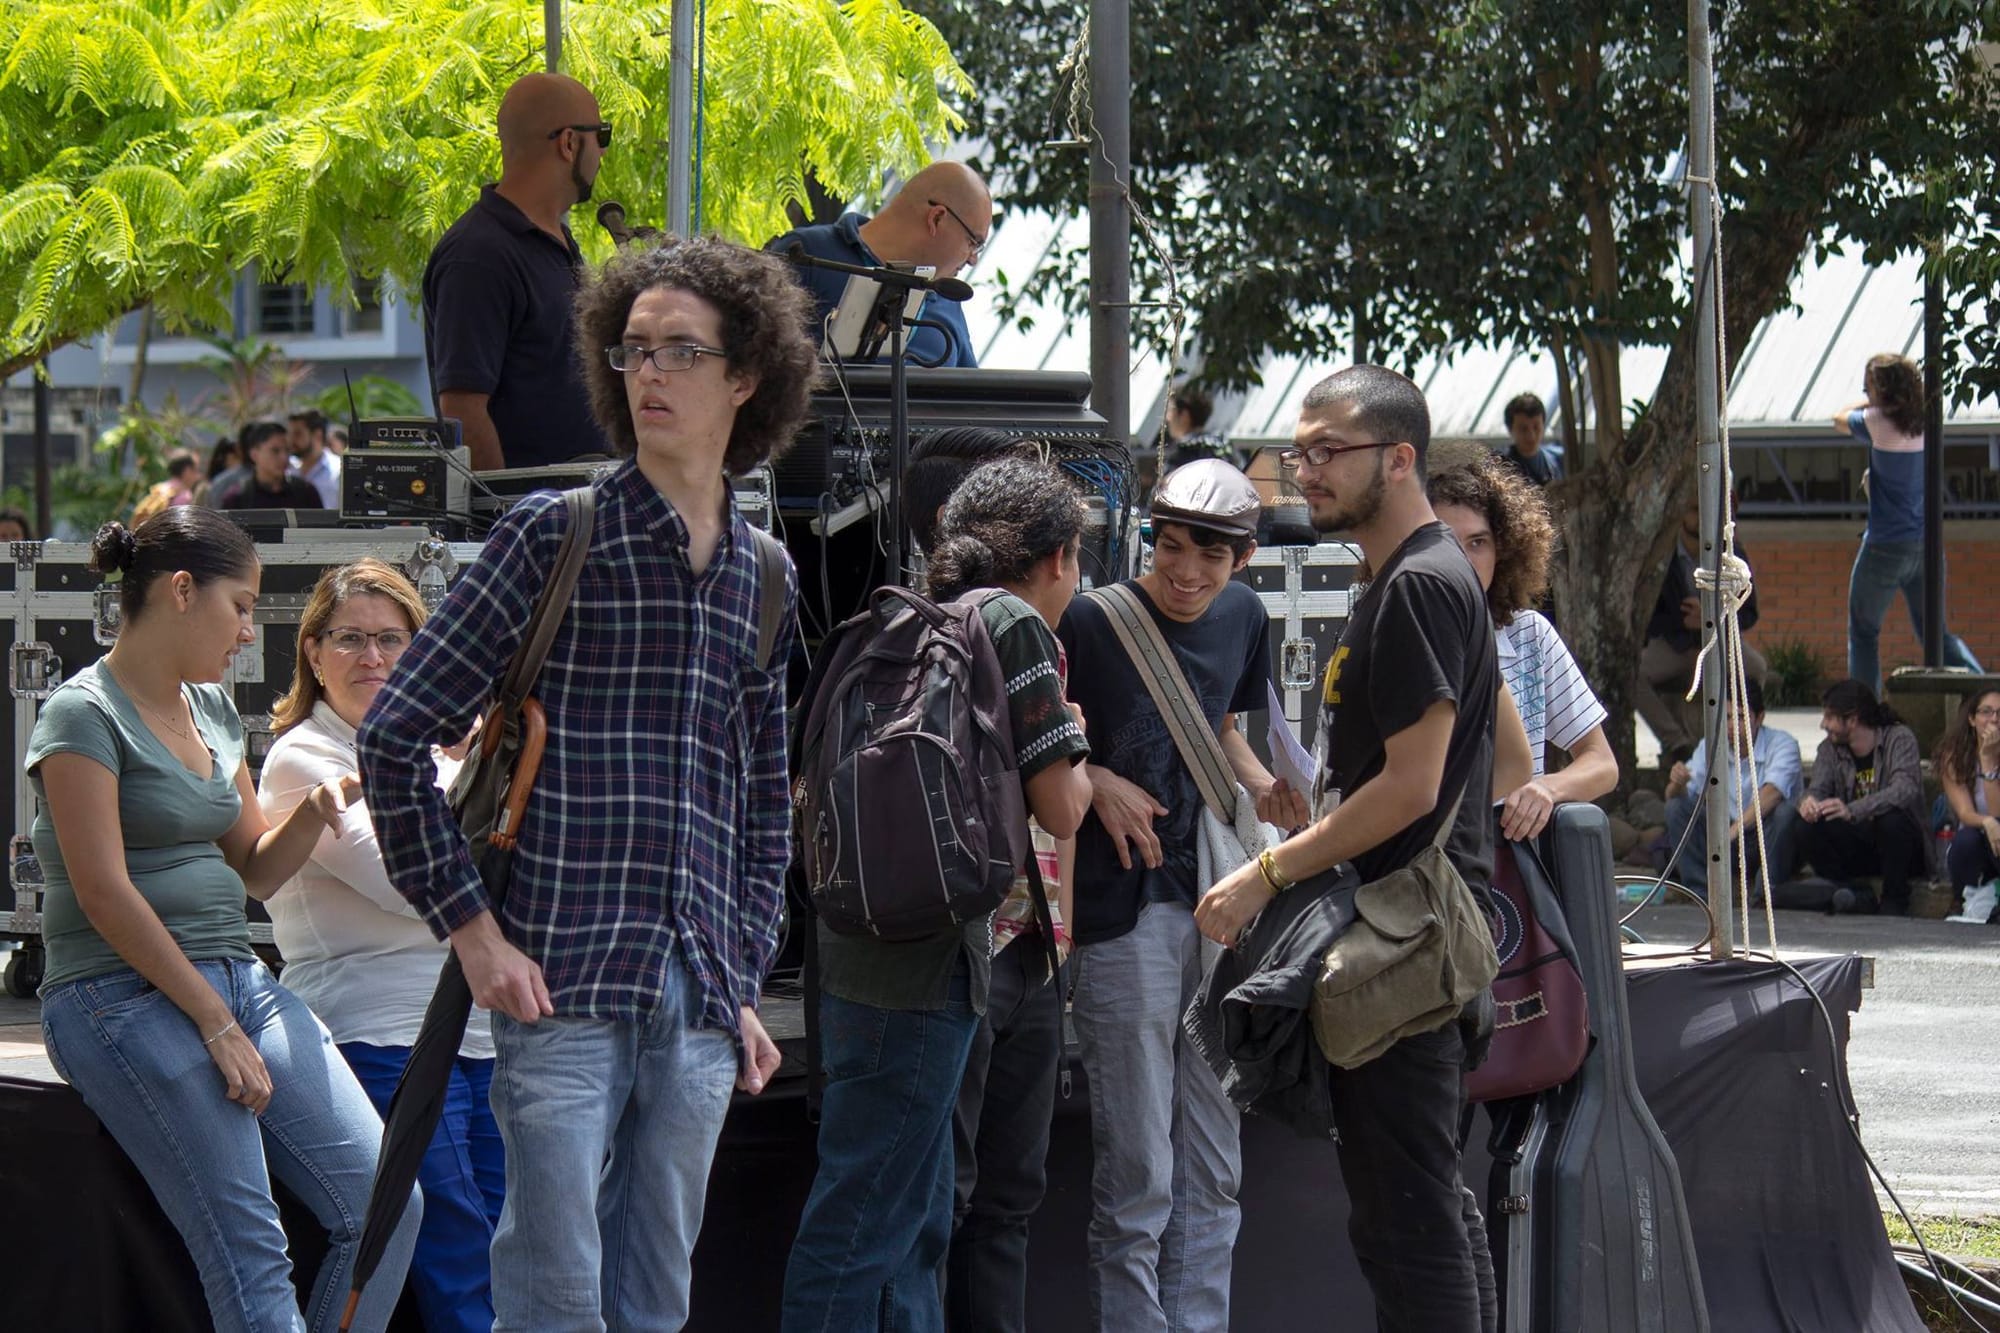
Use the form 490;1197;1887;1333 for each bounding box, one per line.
422;185;607;469
765;214;978;368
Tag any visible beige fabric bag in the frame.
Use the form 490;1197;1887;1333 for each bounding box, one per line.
1309;792;1499;1069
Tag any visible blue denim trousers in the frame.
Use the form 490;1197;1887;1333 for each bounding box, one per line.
1070;903;1242;1333
39;958;420;1333
1664;791;1802;893
782;961;980;1333
487;944;739;1333
340;1043;503;1333
1847;539;1983;692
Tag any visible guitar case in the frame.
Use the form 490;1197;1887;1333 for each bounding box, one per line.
1483;803;1709;1332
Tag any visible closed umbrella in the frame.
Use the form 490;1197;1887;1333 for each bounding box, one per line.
337;699;550;1331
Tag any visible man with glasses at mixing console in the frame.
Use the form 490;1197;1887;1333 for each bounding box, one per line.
423;72;613;470
766;159;991;368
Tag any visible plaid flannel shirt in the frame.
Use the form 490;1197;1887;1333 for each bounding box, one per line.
356;459;797;1033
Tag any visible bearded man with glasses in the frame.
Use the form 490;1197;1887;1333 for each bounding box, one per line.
766;158;991;368
423;72;613;470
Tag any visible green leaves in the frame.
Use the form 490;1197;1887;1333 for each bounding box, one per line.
0;0;970;376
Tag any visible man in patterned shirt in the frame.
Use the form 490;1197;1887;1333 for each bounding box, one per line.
359;237;818;1332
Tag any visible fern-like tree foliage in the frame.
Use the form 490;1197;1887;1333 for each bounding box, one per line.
0;0;973;381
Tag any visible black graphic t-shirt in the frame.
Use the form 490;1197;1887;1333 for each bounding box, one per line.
1315;522;1498;896
1058;579;1270;945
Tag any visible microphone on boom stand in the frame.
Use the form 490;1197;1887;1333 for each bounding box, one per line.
596;201;663;247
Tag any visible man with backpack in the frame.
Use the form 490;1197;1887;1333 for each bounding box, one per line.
359;237;816;1331
782;457;1094;1331
1056;458;1285;1332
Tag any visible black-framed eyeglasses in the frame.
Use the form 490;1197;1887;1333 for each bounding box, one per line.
1278;440;1402;470
606;343;727;374
318;628;412;656
927;198;987;257
548;122;613;149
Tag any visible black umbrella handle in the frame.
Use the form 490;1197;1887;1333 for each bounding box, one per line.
489;698;548;851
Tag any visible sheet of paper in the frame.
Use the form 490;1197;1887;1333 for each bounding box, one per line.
1265;680;1317;795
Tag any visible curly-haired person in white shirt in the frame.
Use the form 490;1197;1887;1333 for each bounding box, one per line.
1428;449;1619;840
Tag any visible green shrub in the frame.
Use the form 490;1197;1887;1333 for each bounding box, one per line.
1766;636;1829;708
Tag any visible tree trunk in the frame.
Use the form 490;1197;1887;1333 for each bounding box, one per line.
1552;202;1816;788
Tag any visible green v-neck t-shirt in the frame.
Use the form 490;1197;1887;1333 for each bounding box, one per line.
26;661;254;989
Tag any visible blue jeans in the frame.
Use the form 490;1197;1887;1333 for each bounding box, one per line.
487;945;739;1333
1070;903;1242;1333
1665;791;1801;893
1847;539;1982;692
1947;823;2000;891
341;1043;503;1333
39;959;419;1333
782;961;980;1333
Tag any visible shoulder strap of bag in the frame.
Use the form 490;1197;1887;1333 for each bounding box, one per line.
1085;584;1237;821
747;526;789;672
1022;853;1073;1099
497;487;596;710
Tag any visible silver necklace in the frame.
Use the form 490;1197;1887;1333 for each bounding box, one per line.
107;660;193;742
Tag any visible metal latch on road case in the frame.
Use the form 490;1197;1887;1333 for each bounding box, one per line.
405;539;458;612
10;642;61;699
94;584;123;645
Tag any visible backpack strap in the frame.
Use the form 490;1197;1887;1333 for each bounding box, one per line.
747;526;790;672
1085;584;1238;821
1021;851;1073;1099
496;487;596;710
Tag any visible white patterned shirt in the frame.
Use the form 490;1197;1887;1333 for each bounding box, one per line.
1496;610;1607;777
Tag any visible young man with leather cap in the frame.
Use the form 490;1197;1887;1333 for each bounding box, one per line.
1055;458;1289;1332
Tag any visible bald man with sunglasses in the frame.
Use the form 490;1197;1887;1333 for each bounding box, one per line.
423;73;613;470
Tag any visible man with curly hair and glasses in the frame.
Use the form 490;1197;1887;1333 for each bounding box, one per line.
362;237;817;1331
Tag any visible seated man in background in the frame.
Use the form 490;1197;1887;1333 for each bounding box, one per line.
1637;498;1766;766
1662;675;1802;895
1797;678;1931;915
766;160;989;368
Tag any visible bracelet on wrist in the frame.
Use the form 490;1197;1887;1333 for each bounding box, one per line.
202;1019;238;1047
1257;847;1294;894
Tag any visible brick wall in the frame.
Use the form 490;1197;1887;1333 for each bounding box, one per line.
1739;518;2000;681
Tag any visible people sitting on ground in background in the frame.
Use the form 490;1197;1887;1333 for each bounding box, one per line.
214;420;323;510
1934;689;2000;924
131;449;202;527
1662;675;1802;895
0;506;32;543
1499;391;1563;487
1835;352;1982;692
1797;678;1931;914
782;457;1092;1331
1164;384;1236;470
1637;497;1768;766
1429;450;1619;840
259;559;502;1333
26;509;416;1331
